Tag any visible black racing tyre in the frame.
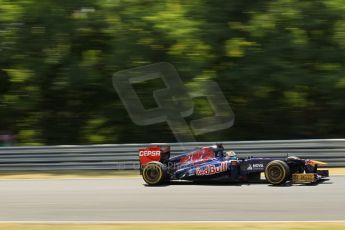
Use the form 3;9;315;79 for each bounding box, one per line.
264;160;290;185
142;161;167;186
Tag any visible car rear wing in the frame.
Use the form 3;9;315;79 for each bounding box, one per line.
139;145;171;167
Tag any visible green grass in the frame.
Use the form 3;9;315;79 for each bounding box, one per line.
0;223;345;230
0;170;140;179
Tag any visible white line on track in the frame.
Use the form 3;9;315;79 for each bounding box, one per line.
0;221;345;224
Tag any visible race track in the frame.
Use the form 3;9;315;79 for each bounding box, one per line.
0;176;344;221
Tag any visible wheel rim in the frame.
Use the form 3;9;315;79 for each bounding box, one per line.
144;165;162;184
268;165;283;182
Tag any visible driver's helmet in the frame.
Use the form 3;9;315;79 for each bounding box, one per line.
212;143;225;157
216;143;223;149
225;151;237;159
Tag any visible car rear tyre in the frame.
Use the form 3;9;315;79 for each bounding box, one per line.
142;161;167;186
265;160;290;185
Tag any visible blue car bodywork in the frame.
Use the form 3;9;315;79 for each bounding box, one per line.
139;145;329;185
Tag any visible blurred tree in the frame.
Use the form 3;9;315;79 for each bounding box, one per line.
0;0;344;145
0;70;10;94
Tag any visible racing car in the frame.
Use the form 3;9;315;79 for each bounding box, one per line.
139;144;329;186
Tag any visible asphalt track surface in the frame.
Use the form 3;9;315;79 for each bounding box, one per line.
0;176;344;221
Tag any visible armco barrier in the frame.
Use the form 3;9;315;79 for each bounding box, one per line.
0;139;344;170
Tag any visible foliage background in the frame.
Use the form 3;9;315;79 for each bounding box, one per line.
1;0;345;145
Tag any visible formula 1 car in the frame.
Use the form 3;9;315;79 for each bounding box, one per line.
139;144;329;186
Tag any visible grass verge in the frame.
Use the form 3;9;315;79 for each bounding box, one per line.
0;170;140;179
0;223;345;230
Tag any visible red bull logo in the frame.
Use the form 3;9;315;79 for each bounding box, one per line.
196;162;228;176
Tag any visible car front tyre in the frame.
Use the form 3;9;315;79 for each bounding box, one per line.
264;160;290;185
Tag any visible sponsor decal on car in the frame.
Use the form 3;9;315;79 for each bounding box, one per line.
196;162;228;176
180;147;214;165
139;150;160;157
247;163;264;170
253;163;264;168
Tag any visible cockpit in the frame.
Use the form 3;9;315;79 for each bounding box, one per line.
210;143;238;160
